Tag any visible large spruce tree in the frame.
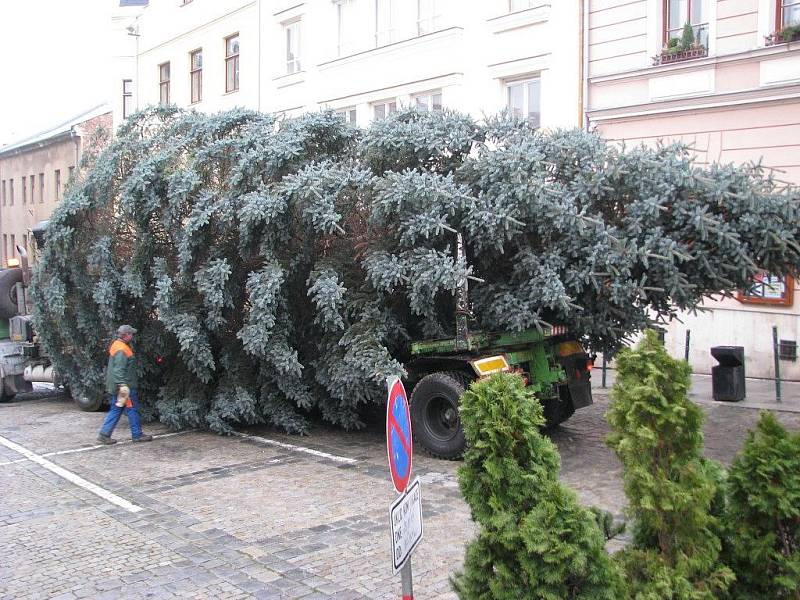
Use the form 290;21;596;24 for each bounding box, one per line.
32;106;800;433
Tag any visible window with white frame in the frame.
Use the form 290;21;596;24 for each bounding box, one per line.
190;49;203;103
122;79;133;118
159;62;171;105
506;77;541;127
413;90;442;112
417;0;442;35
336;0;357;56
509;0;535;12
336;107;357;123
375;0;399;46
285;20;302;74
372;99;398;120
225;34;240;92
664;0;709;47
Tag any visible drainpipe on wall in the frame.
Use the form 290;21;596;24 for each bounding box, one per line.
257;0;262;112
71;126;80;169
581;0;590;131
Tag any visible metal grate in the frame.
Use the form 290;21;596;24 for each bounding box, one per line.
779;339;797;362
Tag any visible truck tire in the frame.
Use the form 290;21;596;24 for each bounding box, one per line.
0;268;22;319
74;392;104;412
0;374;32;401
410;371;473;460
543;397;576;429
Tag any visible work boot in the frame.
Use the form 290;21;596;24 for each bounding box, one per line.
97;434;117;445
132;434;153;442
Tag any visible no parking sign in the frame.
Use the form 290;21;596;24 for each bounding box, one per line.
386;378;423;596
386;377;413;494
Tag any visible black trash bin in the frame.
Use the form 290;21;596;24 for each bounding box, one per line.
710;346;745;401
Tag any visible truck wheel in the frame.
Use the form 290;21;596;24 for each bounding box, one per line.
74;393;104;412
0;268;22;319
410;371;473;460
3;375;31;398
543;398;576;429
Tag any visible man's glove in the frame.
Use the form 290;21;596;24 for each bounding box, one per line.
115;385;130;408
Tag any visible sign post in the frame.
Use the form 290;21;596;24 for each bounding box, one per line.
386;377;422;600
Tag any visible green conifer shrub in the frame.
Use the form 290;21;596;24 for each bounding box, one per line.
452;373;625;599
724;412;800;599
681;22;696;50
607;330;733;599
31;106;800;434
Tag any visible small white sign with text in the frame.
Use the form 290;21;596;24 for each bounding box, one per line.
389;477;423;573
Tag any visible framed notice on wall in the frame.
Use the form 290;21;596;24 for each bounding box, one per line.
737;273;794;306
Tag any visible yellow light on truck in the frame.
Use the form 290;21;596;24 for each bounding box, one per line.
470;355;510;377
7;258;19;267
557;341;584;357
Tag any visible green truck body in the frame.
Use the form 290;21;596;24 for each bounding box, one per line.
404;325;593;459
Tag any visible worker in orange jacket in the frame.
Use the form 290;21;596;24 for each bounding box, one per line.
97;325;153;444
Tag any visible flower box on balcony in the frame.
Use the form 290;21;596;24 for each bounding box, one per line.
765;26;800;46
652;45;708;66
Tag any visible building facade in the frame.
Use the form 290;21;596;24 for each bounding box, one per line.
586;0;800;379
113;0;584;130
0;105;112;265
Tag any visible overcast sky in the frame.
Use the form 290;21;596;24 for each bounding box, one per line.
0;0;112;147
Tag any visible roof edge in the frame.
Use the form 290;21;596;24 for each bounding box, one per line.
0;103;111;158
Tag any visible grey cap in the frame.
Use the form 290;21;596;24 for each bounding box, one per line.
117;324;137;336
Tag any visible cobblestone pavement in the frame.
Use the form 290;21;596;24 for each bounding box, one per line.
1;386;798;599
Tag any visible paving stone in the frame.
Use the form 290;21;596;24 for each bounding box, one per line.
2;390;799;599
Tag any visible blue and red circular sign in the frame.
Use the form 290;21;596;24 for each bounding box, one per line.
386;377;413;494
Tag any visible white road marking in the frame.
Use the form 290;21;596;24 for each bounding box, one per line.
0;458;25;467
233;432;358;465
42;430;194;458
0;434;143;513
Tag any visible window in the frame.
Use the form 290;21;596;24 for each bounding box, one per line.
285;20;301;74
413;90;443;111
190;50;202;103
2;235;6;263
372;99;397;120
29;175;34;205
225;34;240;92
417;0;442;35
336;107;357;123
9;178;13;206
664;0;709;47
778;0;800;28
10;235;15;258
738;273;794;306
122;79;133;118
55;169;61;201
336;0;356;56
509;0;535;11
1;180;5;206
38;173;44;203
375;0;396;46
22;177;26;204
507;77;541;127
159;62;171;105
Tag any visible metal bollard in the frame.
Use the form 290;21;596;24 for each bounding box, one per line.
601;354;607;388
773;326;782;403
684;329;691;362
